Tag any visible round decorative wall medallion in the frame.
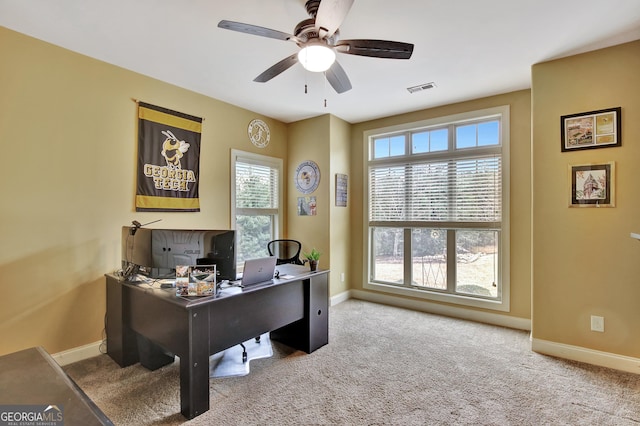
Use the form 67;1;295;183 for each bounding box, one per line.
248;119;270;148
295;160;321;194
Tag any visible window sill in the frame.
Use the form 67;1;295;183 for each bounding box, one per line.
364;281;509;312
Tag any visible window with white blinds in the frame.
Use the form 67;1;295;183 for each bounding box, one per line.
235;159;279;212
369;155;502;224
364;106;510;311
231;150;283;265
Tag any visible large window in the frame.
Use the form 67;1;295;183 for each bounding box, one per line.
365;106;510;311
231;150;283;268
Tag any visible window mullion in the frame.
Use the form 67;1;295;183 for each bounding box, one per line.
236;207;278;216
404;228;412;286
446;229;456;292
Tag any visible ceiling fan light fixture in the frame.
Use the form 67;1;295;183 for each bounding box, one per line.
298;43;336;72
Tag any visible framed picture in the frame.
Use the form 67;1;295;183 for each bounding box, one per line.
561;107;621;152
297;196;317;216
568;162;615;207
335;173;348;207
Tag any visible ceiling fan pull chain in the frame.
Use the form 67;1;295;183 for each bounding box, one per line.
323;72;328;108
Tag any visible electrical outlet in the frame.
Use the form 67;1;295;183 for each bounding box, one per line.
340;272;345;282
591;315;605;332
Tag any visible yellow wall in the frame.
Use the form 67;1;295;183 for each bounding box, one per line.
0;27;287;355
287;116;331;270
531;40;640;357
328;115;352;295
349;90;533;321
286;114;352;297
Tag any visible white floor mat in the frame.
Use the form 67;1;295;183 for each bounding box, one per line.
209;333;273;378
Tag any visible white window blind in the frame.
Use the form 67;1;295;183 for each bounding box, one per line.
232;150;283;263
370;155;501;224
235;159;279;212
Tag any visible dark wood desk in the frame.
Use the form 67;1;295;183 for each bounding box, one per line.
0;346;113;425
106;264;329;419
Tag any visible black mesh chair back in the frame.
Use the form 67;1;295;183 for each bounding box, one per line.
267;239;304;265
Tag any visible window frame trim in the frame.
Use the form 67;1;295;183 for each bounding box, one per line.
231;148;284;241
362;106;511;312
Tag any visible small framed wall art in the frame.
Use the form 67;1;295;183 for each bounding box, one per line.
297;196;317;216
295;160;320;194
560;107;621;152
335;173;348;207
568;162;615;208
248;118;270;148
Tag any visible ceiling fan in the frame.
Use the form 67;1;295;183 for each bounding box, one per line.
218;0;414;94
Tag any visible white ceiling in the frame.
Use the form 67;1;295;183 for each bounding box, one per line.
1;0;639;124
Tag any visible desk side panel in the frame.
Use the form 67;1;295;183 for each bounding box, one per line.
180;305;210;419
308;272;329;351
209;281;305;354
127;287;189;358
106;275;139;367
271;272;329;353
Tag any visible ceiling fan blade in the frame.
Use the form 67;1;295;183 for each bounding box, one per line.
218;20;298;42
315;0;354;38
325;60;352;94
253;54;299;83
336;39;414;59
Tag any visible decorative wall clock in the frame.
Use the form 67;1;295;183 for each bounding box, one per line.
247;118;270;148
295;160;320;194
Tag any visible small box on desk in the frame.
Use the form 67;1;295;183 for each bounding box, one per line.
176;265;216;297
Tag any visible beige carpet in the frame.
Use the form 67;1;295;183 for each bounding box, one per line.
64;299;640;425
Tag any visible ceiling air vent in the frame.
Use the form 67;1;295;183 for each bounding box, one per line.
407;82;436;94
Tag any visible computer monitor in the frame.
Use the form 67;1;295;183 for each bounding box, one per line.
121;227;236;281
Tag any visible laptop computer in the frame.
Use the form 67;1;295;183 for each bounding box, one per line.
241;256;277;287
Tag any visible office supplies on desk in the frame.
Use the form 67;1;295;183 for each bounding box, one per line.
175;265;216;296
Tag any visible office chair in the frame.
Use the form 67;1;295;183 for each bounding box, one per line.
267;239;304;265
228;240;300;363
228;240;301;364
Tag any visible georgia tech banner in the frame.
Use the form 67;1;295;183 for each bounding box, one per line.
136;102;202;212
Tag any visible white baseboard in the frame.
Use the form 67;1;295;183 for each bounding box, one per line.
348;289;531;331
330;290;352;306
52;341;104;366
531;338;640;374
350;290;531;331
